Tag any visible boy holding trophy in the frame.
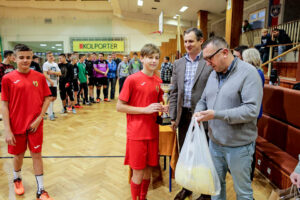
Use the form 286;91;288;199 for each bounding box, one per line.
117;43;168;200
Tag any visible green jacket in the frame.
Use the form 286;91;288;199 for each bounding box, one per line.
77;62;88;83
295;155;300;174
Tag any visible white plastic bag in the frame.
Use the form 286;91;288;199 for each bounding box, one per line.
175;118;221;195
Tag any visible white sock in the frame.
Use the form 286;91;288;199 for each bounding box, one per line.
49;102;53;116
35;174;44;194
13;170;22;180
47;104;51;116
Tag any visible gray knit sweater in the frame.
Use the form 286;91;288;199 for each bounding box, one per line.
195;59;263;147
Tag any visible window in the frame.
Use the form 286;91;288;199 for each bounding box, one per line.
249;8;266;29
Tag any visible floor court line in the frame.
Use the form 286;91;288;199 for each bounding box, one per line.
0;155;125;159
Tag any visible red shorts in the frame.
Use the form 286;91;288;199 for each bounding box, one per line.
124;139;159;170
8;124;43;155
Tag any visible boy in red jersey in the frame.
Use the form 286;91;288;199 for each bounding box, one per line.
1;44;54;200
117;43;168;200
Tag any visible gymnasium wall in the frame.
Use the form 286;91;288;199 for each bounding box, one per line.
0;6;177;53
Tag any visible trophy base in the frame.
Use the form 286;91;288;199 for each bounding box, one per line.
156;116;172;126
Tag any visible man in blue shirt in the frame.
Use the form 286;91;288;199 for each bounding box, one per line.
106;54;117;100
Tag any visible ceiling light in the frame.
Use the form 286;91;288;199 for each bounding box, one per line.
173;14;179;19
137;0;143;6
55;44;62;46
57;48;62;51
52;47;55;49
179;6;188;12
40;44;47;47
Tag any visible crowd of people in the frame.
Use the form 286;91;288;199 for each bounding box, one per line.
0;26;299;200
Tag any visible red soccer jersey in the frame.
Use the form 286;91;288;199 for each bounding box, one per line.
1;70;51;135
119;71;163;140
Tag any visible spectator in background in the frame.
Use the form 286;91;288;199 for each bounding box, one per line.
77;54;90;105
242;48;265;118
93;53;109;102
43;51;61;121
70;56;80;107
117;55;130;93
242;48;265;181
242;20;252;33
30;55;42;73
129;52;143;75
233;45;248;60
112;53;121;70
66;53;72;63
209;31;215;38
85;53;95;103
271;28;293;61
160;56;173;84
255;29;273;63
58;53;76;114
106;54;117;100
0;50;15;92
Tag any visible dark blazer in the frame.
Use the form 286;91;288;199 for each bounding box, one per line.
169;52;212;126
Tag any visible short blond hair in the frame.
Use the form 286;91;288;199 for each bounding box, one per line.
242;48;262;68
261;28;268;33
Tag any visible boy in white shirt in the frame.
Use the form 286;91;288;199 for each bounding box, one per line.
42;52;61;120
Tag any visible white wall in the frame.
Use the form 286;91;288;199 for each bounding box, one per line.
0;6;177;53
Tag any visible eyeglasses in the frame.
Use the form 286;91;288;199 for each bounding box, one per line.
204;48;223;61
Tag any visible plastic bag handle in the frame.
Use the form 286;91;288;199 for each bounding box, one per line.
289;184;300;197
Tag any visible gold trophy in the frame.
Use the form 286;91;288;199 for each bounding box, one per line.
157;83;172;125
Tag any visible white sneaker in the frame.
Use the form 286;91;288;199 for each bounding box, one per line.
72;108;77;114
49;115;55;121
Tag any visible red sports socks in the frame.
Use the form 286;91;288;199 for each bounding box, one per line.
131;180;141;200
140;179;150;200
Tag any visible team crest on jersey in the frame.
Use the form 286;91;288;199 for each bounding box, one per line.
33;81;39;87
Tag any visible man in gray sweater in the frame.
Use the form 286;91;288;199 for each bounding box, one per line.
194;36;263;200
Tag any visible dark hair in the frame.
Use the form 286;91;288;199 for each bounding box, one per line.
133;52;138;56
4;50;14;58
79;54;85;59
273;28;280;32
33;55;39;59
67;53;72;58
234;45;249;56
92;52;97;55
13;44;32;54
99;52;104;56
140;43;160;57
244;20;249;23
59;53;66;58
184;27;203;41
164;56;170;61
202;36;229;50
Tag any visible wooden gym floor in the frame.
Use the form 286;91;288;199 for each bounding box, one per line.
0;90;275;200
